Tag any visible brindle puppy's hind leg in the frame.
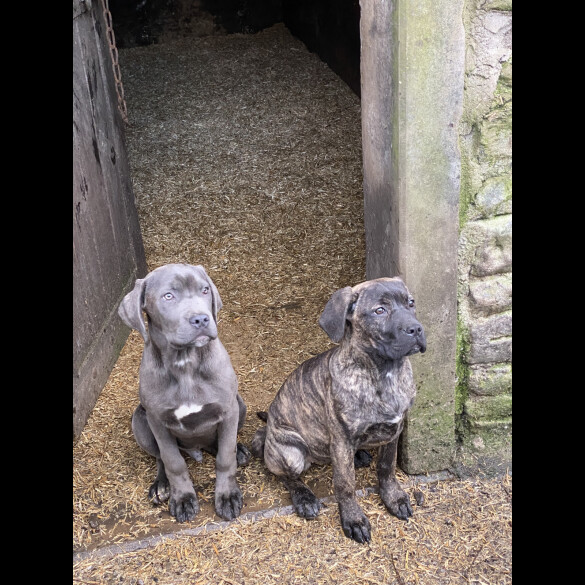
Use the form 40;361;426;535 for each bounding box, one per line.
354;449;373;468
263;426;321;519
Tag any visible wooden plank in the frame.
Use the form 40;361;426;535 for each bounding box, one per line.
73;0;147;438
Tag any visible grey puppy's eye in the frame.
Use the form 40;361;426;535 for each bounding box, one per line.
202;287;210;295
163;292;174;301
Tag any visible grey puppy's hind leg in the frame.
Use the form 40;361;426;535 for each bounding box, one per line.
132;404;170;504
185;394;249;467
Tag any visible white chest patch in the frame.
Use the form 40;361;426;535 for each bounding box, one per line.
175;403;203;420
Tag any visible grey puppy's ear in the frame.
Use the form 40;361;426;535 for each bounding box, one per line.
118;277;148;342
191;265;223;322
318;286;354;343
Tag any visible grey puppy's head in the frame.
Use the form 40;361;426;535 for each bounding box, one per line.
118;263;222;348
319;277;426;360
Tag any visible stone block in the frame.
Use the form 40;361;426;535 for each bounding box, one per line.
483;0;513;11
473;176;512;219
468;273;512;314
469;214;512;277
468;311;512;363
479;114;512;165
469;363;512;396
466;393;512;421
456;418;512;477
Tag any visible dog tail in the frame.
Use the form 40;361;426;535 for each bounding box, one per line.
250;411;268;459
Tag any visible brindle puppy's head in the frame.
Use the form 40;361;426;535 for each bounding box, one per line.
319;277;426;360
118;264;222;348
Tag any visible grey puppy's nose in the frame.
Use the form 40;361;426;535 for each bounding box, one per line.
189;314;210;328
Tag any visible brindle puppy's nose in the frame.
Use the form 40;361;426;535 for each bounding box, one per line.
189;314;210;329
405;324;423;336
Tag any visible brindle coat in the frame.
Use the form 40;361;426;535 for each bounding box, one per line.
118;264;250;524
251;277;426;543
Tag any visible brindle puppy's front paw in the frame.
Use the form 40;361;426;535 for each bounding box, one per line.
290;485;321;519
148;477;170;504
340;511;372;544
169;492;200;523
236;442;251;467
382;489;413;521
215;487;243;520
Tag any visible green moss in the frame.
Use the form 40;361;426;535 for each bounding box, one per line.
466;394;512;421
458;120;481;229
455;315;471;445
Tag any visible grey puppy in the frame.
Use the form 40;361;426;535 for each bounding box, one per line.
251;277;426;543
118;263;250;523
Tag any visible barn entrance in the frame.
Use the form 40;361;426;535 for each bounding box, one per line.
114;2;365;423
74;0;462;483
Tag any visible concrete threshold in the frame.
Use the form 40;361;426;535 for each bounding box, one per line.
73;470;454;563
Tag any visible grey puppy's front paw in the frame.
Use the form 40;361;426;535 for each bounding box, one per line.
215;488;243;520
169;492;200;523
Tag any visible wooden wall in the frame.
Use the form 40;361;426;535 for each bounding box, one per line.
73;0;147;439
283;0;361;96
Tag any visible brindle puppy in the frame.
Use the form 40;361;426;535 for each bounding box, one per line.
251;277;426;543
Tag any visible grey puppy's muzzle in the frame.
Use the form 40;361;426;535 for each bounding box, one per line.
172;310;217;348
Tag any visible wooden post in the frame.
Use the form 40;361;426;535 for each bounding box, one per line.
360;0;464;473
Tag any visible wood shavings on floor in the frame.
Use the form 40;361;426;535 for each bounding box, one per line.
73;23;511;584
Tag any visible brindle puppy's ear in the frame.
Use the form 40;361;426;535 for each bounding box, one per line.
318;286;354;343
118;277;149;342
191;265;223;323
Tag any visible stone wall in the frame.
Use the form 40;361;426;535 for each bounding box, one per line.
456;0;512;476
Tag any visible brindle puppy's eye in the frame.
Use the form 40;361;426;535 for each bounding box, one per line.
374;307;386;315
202;286;210;295
163;292;174;301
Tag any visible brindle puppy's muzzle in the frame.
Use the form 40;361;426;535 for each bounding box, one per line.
378;310;426;359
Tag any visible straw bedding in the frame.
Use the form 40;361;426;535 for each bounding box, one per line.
73;22;511;584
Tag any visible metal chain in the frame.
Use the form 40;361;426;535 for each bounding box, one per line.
100;0;128;124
